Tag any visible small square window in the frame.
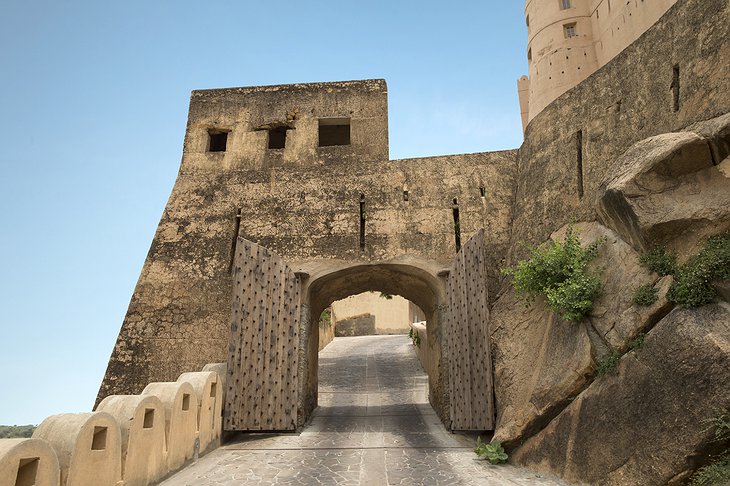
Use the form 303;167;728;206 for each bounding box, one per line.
560;0;571;9
182;393;191;411
208;130;229;152
318;118;351;147
143;408;155;429
15;457;39;486
91;426;107;451
564;23;577;38
268;127;287;149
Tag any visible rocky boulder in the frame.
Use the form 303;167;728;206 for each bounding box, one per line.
491;222;672;447
596;117;730;257
511;303;730;486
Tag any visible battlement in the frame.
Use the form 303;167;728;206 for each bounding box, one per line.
181;79;389;173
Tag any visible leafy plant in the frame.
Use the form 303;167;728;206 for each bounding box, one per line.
319;309;331;328
689;452;730;486
379;292;393;300
596;350;622;376
633;284;659;306
629;332;646;351
690;409;730;485
668;232;730;308
474;438;508;464
639;246;677;276
502;228;605;321
408;327;421;348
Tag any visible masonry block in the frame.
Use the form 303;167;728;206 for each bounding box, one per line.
0;438;60;486
96;395;166;486
177;371;220;453
32;413;121;486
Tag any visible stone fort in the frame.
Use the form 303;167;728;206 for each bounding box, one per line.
4;0;727;484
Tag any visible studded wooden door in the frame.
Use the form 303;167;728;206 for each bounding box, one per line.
445;229;495;431
224;237;300;431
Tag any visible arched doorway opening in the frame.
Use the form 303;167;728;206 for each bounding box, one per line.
297;261;449;426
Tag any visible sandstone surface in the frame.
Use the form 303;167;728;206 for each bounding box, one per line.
491;222;672;447
511;303;730;486
596;123;730;257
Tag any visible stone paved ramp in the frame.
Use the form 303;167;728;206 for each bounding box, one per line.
160;335;568;485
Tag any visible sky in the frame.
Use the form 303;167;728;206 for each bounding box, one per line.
0;1;528;425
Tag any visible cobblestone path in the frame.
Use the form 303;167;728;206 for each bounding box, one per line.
161;335;568;485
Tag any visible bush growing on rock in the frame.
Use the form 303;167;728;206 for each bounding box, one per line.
669;232;730;308
639;246;677;276
502;228;604;321
633;284;659;306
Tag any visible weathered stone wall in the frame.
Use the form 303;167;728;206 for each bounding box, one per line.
98;78;517;402
514;0;730;259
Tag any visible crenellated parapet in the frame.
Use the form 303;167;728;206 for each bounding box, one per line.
0;363;226;486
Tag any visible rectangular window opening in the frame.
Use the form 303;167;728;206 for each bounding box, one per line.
560;0;572;9
143;408;155;429
208;130;229;152
210;383;217;398
479;186;486;198
564;23;577;38
182;393;191;411
577;130;585;198
15;457;39;486
319;118;351;147
91;426;107;451
403;190;409;202
268;127;287;149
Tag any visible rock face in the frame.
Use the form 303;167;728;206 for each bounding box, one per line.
491;222;672;447
511;303;730;486
596;116;730;257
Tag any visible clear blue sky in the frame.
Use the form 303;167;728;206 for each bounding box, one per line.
0;1;527;425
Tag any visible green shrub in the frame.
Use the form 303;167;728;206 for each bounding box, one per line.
502;228;604;321
633;284;659;306
474;438;509;464
629;332;646;351
668;232;730;308
319;309;331;328
689;452;730;486
0;425;36;438
408;328;421;348
596;350;622;376
639;246;677;276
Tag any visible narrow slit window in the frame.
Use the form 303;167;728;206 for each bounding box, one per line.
208;129;229;152
15;457;39;486
577;129;585;198
319;118;351;147
359;194;366;251
143;409;155;429
91;426;107;451
560;0;571;9
564;23;577;38
210;383;217;398
268;127;287;149
671;64;680;112
452;198;461;253
479;186;486;198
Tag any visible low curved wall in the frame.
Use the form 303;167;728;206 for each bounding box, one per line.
0;362;226;486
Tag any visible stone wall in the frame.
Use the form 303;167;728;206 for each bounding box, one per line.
514;0;730;258
98;75;516;402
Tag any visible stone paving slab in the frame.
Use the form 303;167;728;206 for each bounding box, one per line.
160;335;570;486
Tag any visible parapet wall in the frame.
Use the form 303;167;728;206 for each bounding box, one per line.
512;0;730;257
0;364;226;486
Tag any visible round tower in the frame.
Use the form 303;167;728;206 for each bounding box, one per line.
525;0;599;120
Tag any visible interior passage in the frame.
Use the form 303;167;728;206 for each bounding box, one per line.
160;336;568;485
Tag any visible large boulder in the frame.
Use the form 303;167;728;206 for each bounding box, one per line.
596;124;730;257
491;222;672;447
511;302;730;486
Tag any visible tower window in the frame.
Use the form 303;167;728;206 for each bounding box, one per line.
560;0;571;9
268;127;288;149
208;129;229;152
318;118;351;147
528;48;532;61
564;23;577;38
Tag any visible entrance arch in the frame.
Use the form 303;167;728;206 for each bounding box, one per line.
297;259;450;426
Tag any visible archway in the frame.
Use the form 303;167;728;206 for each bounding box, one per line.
296;260;450;427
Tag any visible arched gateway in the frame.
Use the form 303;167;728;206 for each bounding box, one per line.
98;79;514;432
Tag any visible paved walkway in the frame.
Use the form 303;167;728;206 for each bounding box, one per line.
161;335;567;485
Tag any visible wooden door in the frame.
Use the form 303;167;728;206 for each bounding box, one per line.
224;237;300;431
445;229;495;431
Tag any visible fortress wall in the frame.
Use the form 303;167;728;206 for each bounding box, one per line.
513;0;730;257
98;78;517;400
